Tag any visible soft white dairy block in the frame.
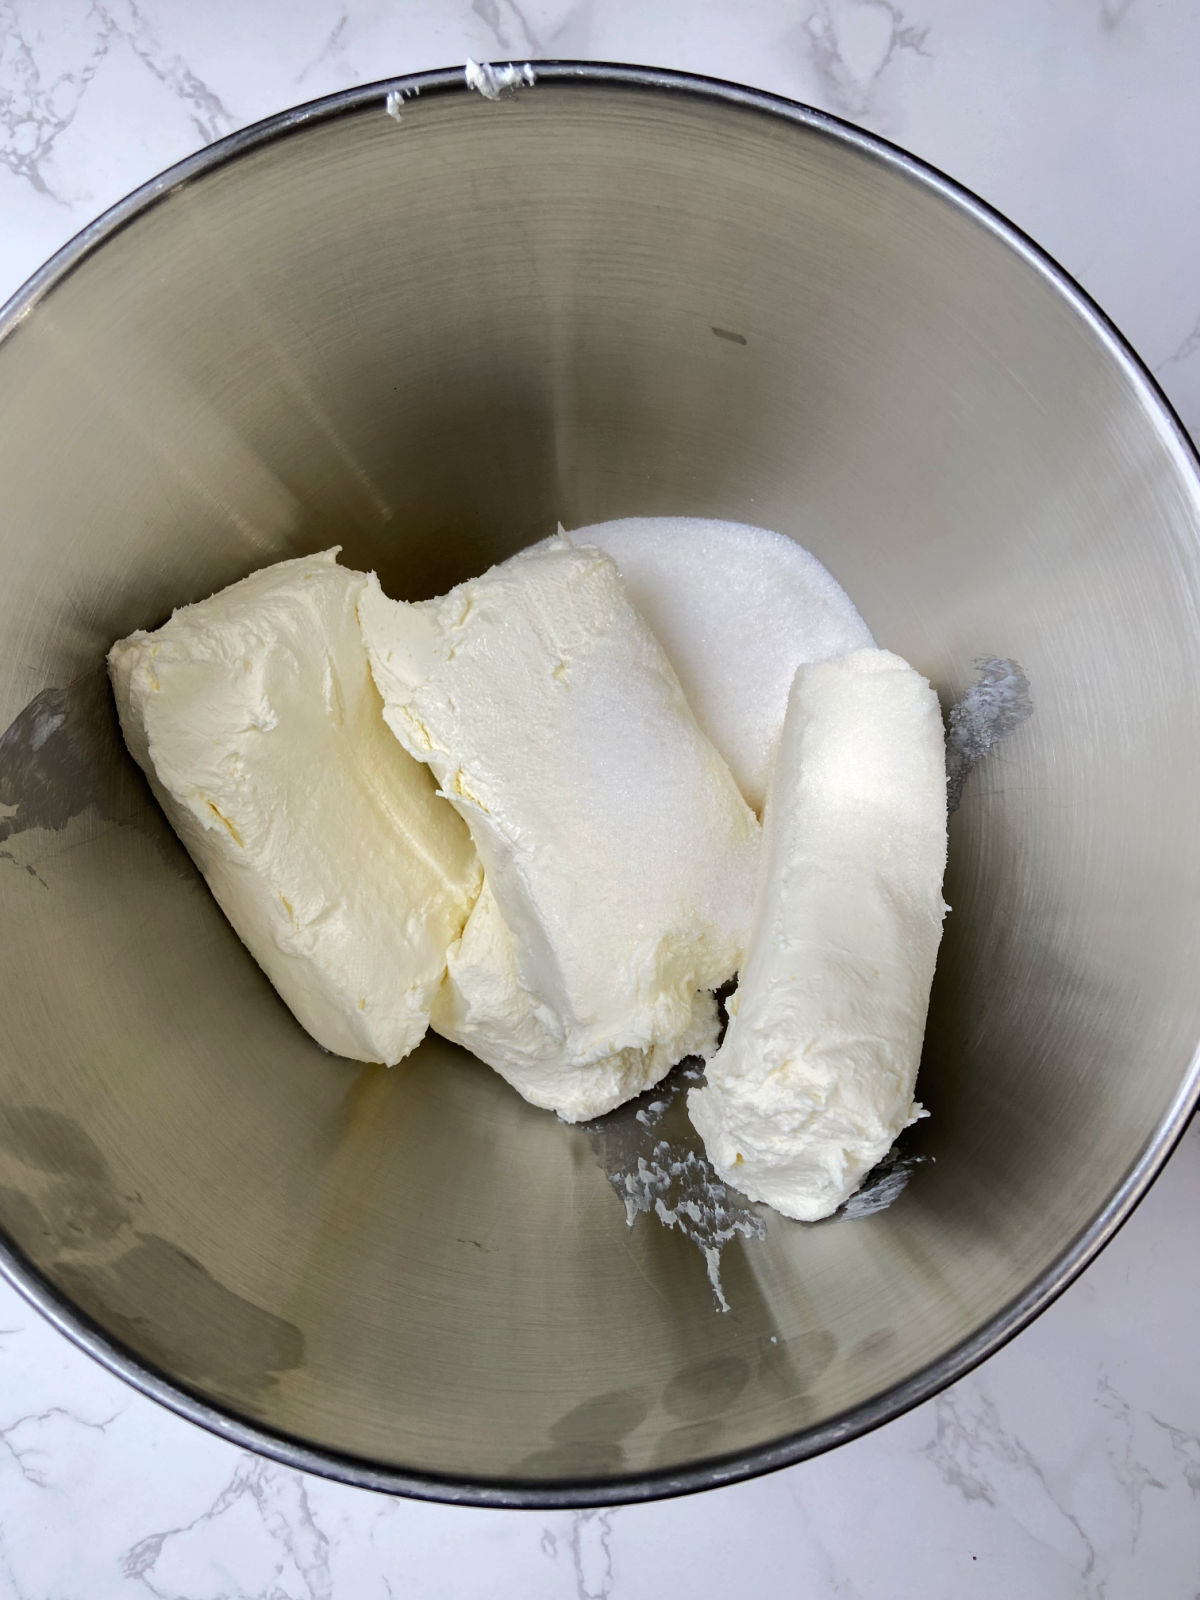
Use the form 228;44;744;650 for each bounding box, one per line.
688;649;947;1221
108;550;481;1064
562;517;874;813
434;878;722;1120
359;537;761;1121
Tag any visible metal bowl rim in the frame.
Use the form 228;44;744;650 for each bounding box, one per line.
1;59;1197;1510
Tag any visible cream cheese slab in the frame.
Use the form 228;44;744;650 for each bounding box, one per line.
109;549;481;1064
359;537;761;1120
689;649;947;1218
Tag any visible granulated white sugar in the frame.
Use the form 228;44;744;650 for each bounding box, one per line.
563;517;873;812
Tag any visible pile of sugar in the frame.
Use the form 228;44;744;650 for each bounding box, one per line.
565;517;874;812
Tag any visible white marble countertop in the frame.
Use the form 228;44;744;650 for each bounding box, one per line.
2;2;1199;1595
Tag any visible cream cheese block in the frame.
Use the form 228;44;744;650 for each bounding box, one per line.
359;537;761;1120
432;878;722;1121
108;549;481;1063
688;648;947;1219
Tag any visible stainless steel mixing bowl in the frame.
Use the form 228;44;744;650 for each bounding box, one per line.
1;64;1198;1508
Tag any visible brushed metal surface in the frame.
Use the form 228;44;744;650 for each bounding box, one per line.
0;66;1198;1507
